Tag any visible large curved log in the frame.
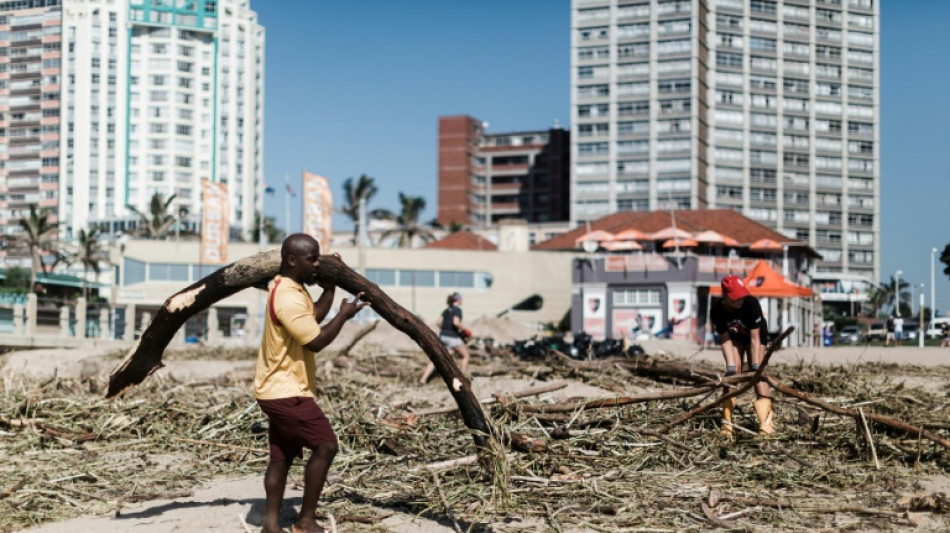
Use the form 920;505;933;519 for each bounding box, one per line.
106;251;521;453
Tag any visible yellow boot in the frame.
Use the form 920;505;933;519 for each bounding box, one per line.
720;396;736;438
753;397;776;435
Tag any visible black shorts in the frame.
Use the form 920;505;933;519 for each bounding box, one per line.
256;397;337;462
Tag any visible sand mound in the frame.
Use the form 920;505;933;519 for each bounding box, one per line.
468;317;540;345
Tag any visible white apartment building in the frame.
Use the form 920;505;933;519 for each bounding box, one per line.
570;0;879;281
0;0;264;256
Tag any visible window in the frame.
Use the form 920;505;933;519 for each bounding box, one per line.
577;103;609;117
659;98;690;114
124;258;146;285
750;0;776;15
657;39;690;55
783;41;809;56
657;158;691;173
782;4;809;19
617;120;649;134
816;26;842;42
714;109;744;124
656;138;689;153
715;147;743;162
848;158;874;173
849;13;874;29
578;46;610;61
717;186;743;199
716;14;742;30
618;160;650;175
577;84;609;98
815;63;842;79
658;19;690;35
750;75;777;90
617;23;650;40
848;121;873;135
717;33;744;49
613;289;661;306
848;31;873;47
578;142;609;155
816;82;842;96
849;67;873;81
658;79;690;93
398;270;435;287
814;137;842;152
578;123;609;137
618;101;649;116
367;269;396;286
576;162;609;175
784;78;809;95
784;153;809;167
617;62;650;77
750;56;777;71
715;167;743;182
749;18;777;34
439;271;475;288
751;113;778;128
717;71;743;86
750;37;776;52
716;52;742;68
618;81;649;96
817;9;842;24
816;45;841;60
715;128;744;143
750;131;777;146
617;139;649;155
815;119;842;133
578;27;609;41
617;42;650;58
848;49;873;64
617;3;650;18
750;150;777;165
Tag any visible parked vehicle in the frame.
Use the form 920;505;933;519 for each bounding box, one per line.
926;317;950;339
866;322;886;342
901;322;919;341
837;325;864;344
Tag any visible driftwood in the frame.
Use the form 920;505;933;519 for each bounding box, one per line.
340;320;379;357
766;375;950;451
106;251;542;454
550;350;720;385
514;385;719;414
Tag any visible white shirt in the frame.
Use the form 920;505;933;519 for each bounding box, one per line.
894;317;904;332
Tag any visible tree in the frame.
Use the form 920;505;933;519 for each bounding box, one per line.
379;193;435;248
878;275;912;317
941;243;950;281
341;174;379;244
127;192;187;240
74;226;108;301
4;267;30;292
14;205;58;292
250;212;284;244
865;284;891;318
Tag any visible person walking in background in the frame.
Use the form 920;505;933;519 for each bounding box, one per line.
885;316;895;347
420;292;471;384
711;275;775;438
255;234;368;533
941;322;950;348
894;315;904;347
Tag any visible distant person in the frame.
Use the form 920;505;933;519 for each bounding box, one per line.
894;315;904;347
885;316;895;347
711;275;775;437
255;234;368;533
419;292;471;384
941;323;950;348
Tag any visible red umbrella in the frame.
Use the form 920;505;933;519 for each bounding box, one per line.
574;230;615;248
749;238;785;252
662;238;698;249
613;228;649;241
651;226;693;240
603;240;643;251
693;230;740;247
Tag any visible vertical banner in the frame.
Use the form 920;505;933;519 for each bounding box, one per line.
668;289;696;342
582;288;607;340
302;171;333;252
200;179;229;264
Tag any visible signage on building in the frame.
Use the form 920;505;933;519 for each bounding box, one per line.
605;255;669;272
200;179;229;264
582;288;607;340
697;257;760;275
302;171;332;253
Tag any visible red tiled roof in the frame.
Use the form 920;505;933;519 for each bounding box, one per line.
532;209;809;252
423;230;498;251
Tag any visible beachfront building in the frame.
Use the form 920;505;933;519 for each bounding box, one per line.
437;115;571;227
570;0;880;287
534;208;819;345
0;0;264;263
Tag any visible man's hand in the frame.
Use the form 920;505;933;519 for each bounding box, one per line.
340;292;370;318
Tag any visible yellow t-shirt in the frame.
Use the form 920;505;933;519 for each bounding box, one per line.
254;275;322;399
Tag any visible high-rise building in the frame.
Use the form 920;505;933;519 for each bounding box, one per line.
437;115;570;226
570;0;879;281
0;0;264;257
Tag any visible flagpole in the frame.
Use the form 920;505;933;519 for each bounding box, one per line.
284;173;290;234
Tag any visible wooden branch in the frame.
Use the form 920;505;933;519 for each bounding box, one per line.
411;382;569;417
514;385;718;414
658;327;794;434
716;493;905;518
766;374;950;451
106;252;508;453
340;320;379;357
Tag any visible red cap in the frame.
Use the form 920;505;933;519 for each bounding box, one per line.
721;275;750;299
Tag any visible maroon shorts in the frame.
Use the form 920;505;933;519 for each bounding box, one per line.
256;397;337;462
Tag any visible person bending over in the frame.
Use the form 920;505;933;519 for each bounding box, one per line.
711;275;775;437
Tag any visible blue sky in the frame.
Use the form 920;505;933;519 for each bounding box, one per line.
256;0;950;312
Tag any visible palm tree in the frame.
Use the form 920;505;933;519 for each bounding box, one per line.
878;275;912;317
251;212;284;244
865;284;891;318
74;226;108;301
127;192;185;239
14;204;58;292
341;174;379;244
380;193;435;248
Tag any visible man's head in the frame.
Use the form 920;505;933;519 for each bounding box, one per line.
720;275;750;310
280;233;321;284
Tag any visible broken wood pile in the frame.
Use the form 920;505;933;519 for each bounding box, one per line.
4;338;950;531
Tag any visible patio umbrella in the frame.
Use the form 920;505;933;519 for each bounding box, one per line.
650;226;693;240
612;228;650;241
749;238;785;252
662;238;698;249
574;230;615;247
693;229;740;247
602;240;643;251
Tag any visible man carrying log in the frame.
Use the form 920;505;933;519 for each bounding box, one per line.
711;275;775;437
256;234;368;533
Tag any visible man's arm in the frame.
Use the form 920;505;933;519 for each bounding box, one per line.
304;293;368;352
313;284;335;323
748;327;764;365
